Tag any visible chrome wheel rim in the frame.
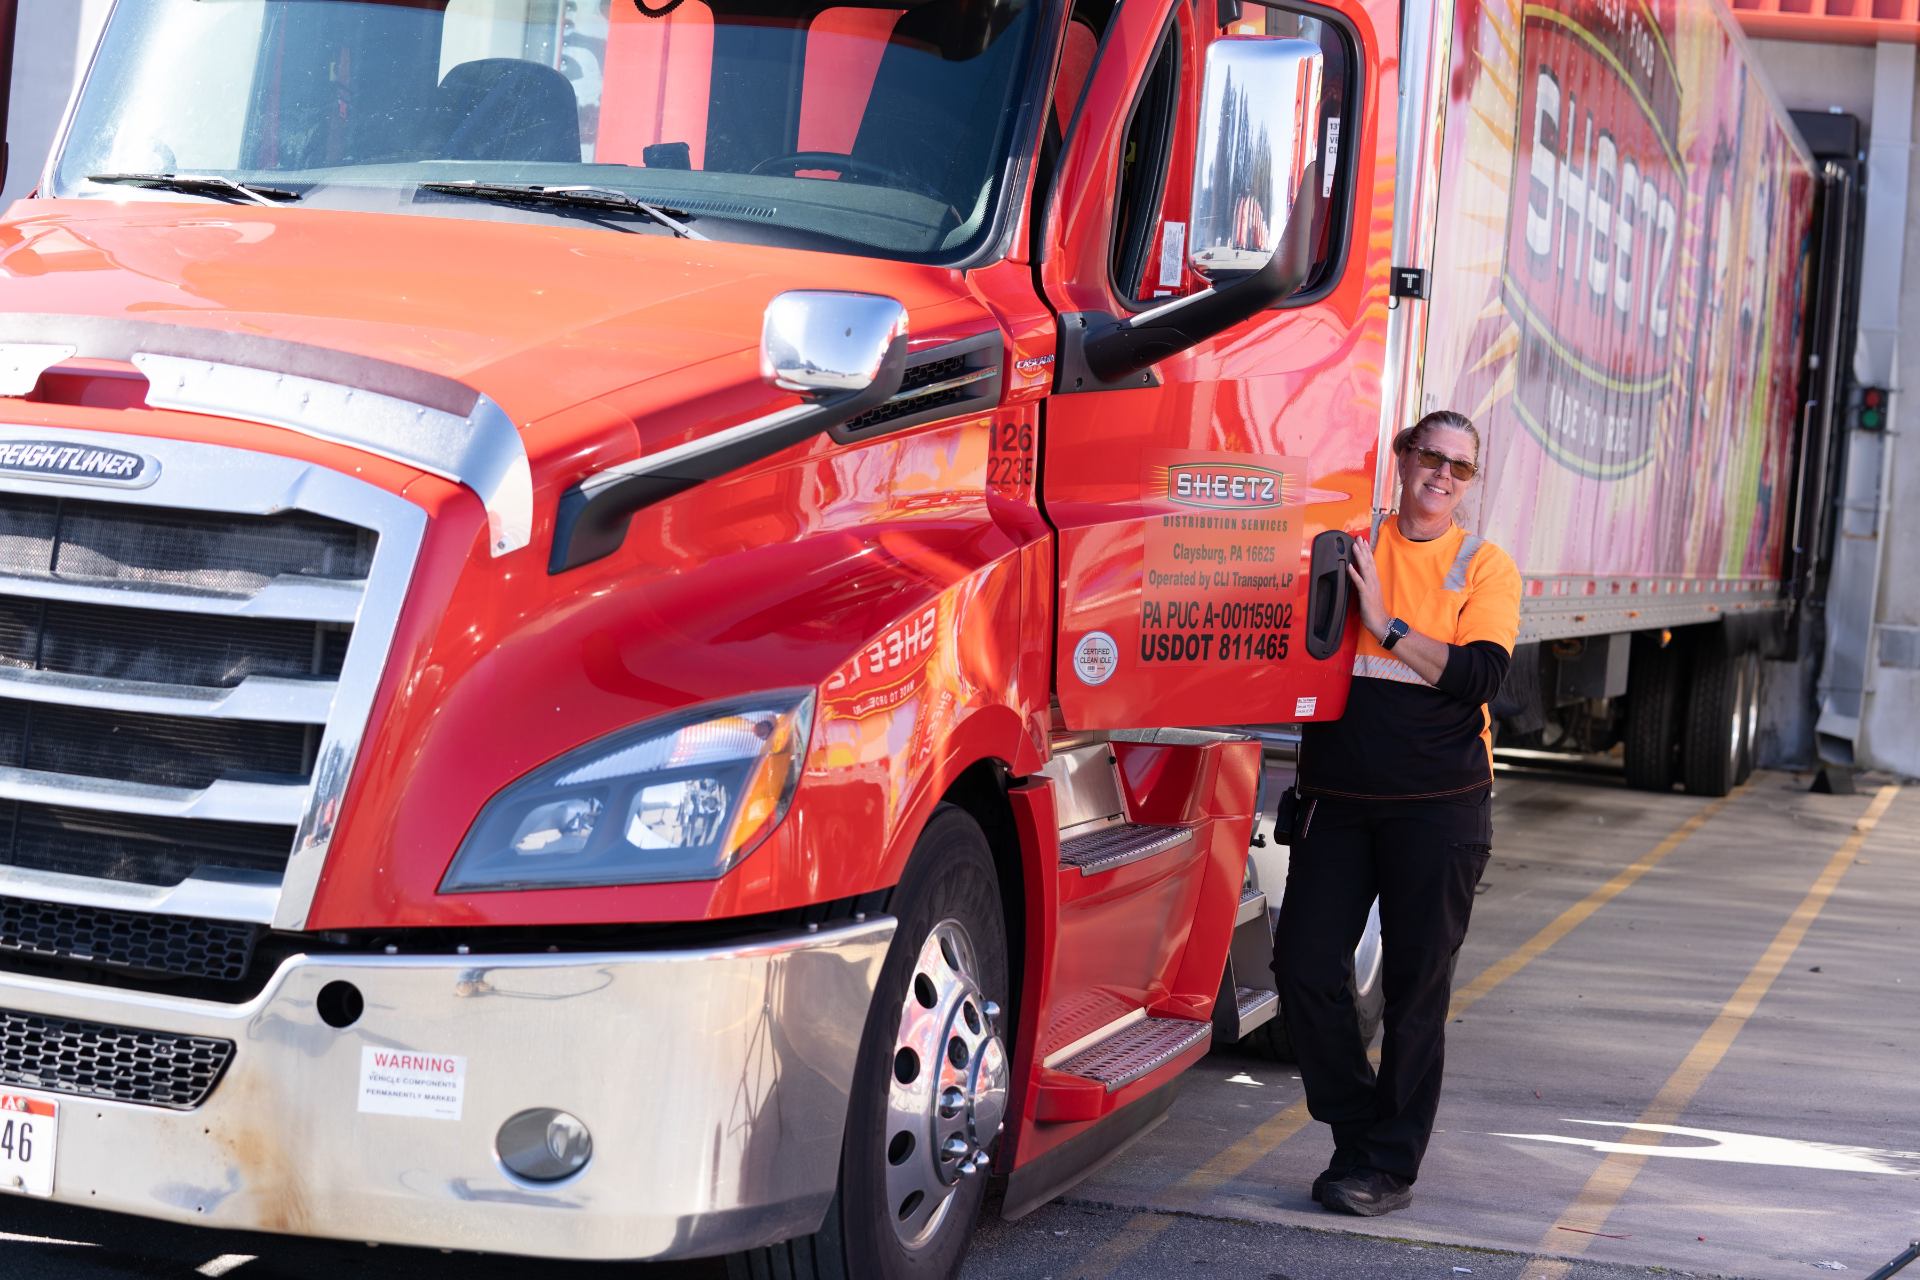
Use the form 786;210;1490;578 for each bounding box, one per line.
884;918;1006;1250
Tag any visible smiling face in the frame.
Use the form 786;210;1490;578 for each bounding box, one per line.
1397;424;1479;528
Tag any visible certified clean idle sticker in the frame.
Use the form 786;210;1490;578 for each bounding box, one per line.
1073;631;1119;685
358;1047;467;1120
0;441;157;488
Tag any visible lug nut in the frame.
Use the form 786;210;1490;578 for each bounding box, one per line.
939;1086;966;1118
941;1136;970;1162
982;1001;1002;1023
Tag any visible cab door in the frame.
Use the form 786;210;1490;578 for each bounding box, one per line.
1039;0;1397;729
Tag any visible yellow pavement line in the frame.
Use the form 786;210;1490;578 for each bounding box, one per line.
1517;784;1901;1280
1062;784;1747;1279
1450;783;1745;1019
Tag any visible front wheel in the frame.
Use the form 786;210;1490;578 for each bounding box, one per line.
731;805;1009;1280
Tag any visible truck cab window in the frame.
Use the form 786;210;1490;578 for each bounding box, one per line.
1110;24;1180;304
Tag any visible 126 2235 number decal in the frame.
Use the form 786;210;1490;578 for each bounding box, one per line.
989;421;1035;489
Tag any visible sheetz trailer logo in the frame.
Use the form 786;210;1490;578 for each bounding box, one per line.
0;441;157;487
1505;0;1684;478
1162;462;1294;509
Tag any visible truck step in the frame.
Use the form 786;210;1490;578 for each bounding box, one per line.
1233;984;1279;1031
1054;1015;1212;1091
1058;823;1193;876
1237;886;1268;926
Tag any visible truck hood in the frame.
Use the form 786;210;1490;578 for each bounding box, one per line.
0;201;983;453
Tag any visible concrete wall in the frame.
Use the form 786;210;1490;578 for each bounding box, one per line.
4;0;112;204
1750;38;1920;779
1856;49;1920;777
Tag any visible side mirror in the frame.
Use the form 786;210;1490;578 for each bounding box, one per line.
1066;36;1325;389
761;291;909;397
550;291;909;572
1189;38;1325;280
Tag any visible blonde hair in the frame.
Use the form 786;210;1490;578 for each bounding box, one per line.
1392;410;1480;465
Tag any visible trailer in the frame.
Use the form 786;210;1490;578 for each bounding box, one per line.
1394;0;1847;796
0;0;1838;1274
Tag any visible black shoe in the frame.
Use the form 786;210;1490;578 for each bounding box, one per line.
1320;1168;1412;1216
1310;1147;1364;1205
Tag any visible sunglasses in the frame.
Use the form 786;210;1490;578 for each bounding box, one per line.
1412;446;1478;482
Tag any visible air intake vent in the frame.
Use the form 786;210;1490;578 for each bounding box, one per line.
672;199;779;222
0;896;262;983
832;331;1003;441
0;1005;233;1108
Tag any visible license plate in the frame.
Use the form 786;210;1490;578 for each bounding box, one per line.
0;1093;56;1197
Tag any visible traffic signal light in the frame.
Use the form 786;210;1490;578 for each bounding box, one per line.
1858;386;1889;431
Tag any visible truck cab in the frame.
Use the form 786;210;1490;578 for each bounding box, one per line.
0;0;1399;1273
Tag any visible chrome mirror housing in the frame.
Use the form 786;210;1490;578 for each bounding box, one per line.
1189;37;1325;280
761;291;911;397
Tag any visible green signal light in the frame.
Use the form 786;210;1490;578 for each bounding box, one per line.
1859;387;1889;431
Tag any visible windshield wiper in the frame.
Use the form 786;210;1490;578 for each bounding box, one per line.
86;172;301;206
416;181;705;240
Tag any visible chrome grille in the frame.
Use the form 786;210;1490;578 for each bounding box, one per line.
0;803;292;886
0;1005;233;1108
0;430;425;932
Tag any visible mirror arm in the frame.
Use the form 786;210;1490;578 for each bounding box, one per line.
549;336;908;573
1079;162;1322;386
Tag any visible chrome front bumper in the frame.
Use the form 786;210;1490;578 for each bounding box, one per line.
0;918;894;1260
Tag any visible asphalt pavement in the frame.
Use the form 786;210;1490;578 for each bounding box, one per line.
1;763;1915;1280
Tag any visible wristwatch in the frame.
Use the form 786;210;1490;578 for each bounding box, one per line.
1381;617;1410;651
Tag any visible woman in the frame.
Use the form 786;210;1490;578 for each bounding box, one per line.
1275;409;1521;1217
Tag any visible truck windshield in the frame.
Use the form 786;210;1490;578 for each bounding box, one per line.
49;0;1043;263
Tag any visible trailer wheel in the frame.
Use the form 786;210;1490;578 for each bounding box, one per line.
1680;639;1744;797
1623;634;1682;791
730;805;1007;1280
1248;899;1383;1061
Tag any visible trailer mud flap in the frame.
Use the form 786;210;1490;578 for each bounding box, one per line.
1304;530;1352;660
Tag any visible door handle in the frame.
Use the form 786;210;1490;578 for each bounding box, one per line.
1305;530;1353;660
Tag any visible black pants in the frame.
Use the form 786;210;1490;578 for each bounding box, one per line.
1273;790;1492;1183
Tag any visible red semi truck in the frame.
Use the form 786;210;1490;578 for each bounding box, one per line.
0;0;1833;1274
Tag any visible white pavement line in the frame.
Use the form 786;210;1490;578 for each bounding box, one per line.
196;1256;255;1277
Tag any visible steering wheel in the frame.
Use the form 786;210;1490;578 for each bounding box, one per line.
747;151;949;206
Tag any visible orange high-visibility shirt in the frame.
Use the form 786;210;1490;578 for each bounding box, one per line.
1299;516;1521;799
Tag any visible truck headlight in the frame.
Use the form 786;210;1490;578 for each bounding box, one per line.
441;692;815;892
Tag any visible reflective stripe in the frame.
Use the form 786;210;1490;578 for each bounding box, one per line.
1445;534;1485;592
1352;654;1430;685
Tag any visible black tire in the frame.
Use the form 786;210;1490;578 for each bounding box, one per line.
1624;633;1683;791
730;805;1008;1280
1735;649;1762;784
1680;637;1744;797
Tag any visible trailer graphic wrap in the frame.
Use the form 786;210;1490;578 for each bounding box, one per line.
1503;1;1684;479
1424;0;1814;579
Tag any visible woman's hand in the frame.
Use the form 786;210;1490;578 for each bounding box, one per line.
1347;536;1389;643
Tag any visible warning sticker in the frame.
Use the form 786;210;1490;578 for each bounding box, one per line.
1158;221;1187;288
1073;631;1119;685
1140;452;1306;666
1294;696;1318;718
358;1047;466;1120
